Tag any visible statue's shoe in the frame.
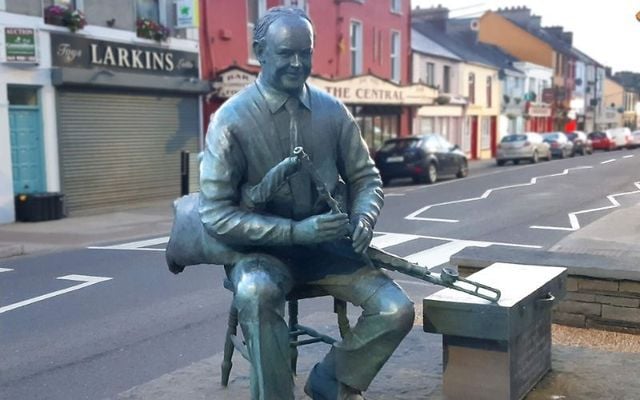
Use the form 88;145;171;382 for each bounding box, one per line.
304;363;365;400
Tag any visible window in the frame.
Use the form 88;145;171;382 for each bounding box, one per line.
486;76;492;107
468;73;475;104
390;0;401;14
136;0;159;21
247;0;267;64
350;20;363;75
283;0;308;12
442;65;450;93
8;86;38;106
425;62;435;86
481;116;491;149
390;31;400;82
54;0;79;8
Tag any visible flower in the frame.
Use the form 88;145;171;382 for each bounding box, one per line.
44;4;87;32
136;18;170;42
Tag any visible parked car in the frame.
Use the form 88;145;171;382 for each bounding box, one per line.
588;131;616;151
542;132;574;158
606;127;633;150
496;133;551;166
630;130;640;149
565;131;593;155
374;134;468;185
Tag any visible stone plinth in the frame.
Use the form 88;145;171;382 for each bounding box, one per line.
423;263;567;400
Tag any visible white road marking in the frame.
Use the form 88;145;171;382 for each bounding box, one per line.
600;159;616;164
371;232;420;248
88;236;169;251
531;181;640;231
405;166;593;222
0;268;14;273
623;155;634;159
385;193;406;197
405;240;493;269
374;231;541;249
0;274;112;314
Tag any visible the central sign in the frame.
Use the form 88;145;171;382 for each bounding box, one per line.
50;33;199;78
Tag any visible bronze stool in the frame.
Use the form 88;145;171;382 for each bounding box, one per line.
221;278;350;386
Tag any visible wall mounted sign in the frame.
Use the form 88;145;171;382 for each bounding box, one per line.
175;0;199;28
5;28;37;63
213;67;437;106
50;33;199;78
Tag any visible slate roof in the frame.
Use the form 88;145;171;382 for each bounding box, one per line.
411;28;462;61
412;20;523;75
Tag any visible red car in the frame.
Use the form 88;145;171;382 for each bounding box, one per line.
588;131;616;151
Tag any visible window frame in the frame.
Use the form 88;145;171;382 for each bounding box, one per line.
442;65;451;93
486;76;492;107
390;30;401;83
426;62;435;86
468;72;476;104
390;0;402;14
247;0;267;65
350;19;363;76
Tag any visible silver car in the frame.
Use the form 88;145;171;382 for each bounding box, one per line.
496;133;551;165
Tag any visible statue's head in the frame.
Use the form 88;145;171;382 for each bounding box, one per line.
253;7;314;95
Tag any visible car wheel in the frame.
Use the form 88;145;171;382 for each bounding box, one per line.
496;159;505;166
456;160;468;178
513;159;520;165
530;151;539;164
559;150;565;159
425;162;438;184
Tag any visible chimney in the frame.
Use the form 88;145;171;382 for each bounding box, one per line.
561;32;573;45
412;4;449;31
545;26;563;37
528;15;541;29
496;5;532;25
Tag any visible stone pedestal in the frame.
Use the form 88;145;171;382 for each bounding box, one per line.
423;263;567;400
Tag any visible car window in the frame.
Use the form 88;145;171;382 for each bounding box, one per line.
379;139;420;152
543;133;559;140
436;136;452;150
423;136;440;150
566;133;577;140
501;135;527;142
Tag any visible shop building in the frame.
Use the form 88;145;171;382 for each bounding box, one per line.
200;0;433;152
1;1;208;223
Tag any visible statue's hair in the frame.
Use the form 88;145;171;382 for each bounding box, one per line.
253;6;312;46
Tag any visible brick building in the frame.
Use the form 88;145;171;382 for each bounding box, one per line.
200;0;436;151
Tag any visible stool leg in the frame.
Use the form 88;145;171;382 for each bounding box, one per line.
288;299;299;375
221;302;238;387
334;298;350;338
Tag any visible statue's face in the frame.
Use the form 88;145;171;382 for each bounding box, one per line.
257;16;313;94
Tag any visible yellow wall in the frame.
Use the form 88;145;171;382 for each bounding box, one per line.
460;62;500;116
604;78;624;110
479;12;554;69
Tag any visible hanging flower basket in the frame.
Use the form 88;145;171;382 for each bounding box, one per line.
136;18;170;42
44;5;87;32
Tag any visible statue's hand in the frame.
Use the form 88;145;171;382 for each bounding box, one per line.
351;216;373;254
292;212;350;245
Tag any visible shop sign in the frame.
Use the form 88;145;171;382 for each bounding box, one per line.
308;75;436;105
50;33;199;78
175;0;199;28
5;28;37;63
599;109;619;123
528;103;552;117
212;68;437;105
213;68;257;98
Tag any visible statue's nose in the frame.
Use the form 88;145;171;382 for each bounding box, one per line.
290;53;300;67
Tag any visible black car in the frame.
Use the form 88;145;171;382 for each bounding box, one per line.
565;131;593;155
374;134;468;186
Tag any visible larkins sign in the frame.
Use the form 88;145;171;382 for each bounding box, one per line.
50;33;198;78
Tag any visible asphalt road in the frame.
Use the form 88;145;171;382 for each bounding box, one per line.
1;147;639;399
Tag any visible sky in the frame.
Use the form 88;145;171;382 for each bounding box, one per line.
412;0;640;74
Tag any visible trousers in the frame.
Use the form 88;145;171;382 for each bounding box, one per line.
228;243;415;400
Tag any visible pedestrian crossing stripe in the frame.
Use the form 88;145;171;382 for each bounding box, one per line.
88;232;541;270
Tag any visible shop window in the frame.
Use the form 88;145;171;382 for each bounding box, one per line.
247;0;267;64
443;65;450;93
350;106;400;151
481;116;490;149
350;20;363;75
390;31;400;82
468;73;475;104
425;62;435;86
283;0;308;12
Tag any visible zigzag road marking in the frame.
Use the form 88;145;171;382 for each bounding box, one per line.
601;159;616;164
405;166;593;222
88;236;169;251
0;268;14;273
531;181;640;231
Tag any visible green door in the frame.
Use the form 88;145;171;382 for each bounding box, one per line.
8;86;45;193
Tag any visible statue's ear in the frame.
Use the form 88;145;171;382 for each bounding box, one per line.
253;40;265;64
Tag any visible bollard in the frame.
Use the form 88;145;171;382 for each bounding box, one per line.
181;151;190;196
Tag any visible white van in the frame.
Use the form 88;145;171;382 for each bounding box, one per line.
605;127;632;150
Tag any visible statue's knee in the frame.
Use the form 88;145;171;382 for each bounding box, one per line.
234;271;285;310
378;287;415;334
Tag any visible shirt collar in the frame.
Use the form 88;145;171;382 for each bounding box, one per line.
256;74;311;114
